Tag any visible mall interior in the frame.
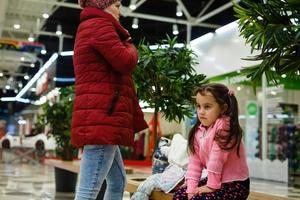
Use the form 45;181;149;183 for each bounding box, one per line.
0;0;300;199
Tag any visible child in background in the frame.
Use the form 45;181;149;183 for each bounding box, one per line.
173;83;249;200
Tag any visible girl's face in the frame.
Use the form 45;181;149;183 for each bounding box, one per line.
196;92;225;127
104;1;121;21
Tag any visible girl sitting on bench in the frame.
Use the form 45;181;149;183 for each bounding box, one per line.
173;83;250;200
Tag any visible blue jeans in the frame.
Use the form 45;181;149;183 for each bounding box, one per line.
75;145;126;200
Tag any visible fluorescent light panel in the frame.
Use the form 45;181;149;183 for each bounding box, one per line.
60;51;74;56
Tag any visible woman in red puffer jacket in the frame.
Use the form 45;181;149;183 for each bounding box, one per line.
72;0;148;199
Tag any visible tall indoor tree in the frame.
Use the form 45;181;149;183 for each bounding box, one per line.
233;0;300;85
133;36;207;150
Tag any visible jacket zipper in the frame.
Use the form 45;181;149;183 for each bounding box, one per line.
107;90;120;116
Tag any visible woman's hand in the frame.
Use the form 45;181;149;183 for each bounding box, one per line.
194;185;215;195
125;37;132;43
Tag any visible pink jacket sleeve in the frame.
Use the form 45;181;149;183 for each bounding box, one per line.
186;138;203;193
206;141;230;189
206;117;230;189
90;20;138;74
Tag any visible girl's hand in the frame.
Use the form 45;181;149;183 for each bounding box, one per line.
194;185;215;195
187;193;194;200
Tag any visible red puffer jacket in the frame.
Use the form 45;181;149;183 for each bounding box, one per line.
71;7;148;147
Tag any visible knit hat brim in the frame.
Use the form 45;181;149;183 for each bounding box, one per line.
79;0;119;9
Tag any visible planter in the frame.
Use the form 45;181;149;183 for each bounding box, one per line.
55;167;77;192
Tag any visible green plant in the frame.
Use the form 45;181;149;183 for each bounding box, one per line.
36;86;76;160
233;0;300;86
133;36;207;148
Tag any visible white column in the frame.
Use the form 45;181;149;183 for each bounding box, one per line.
58;35;64;53
25;118;31;135
262;73;268;160
186;24;191;45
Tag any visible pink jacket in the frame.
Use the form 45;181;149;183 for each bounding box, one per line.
186;117;249;193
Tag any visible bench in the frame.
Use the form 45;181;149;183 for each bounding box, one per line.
44;159;294;200
125;177;294;200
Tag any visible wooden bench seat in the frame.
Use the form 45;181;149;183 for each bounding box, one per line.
44;159;133;174
44;159;293;200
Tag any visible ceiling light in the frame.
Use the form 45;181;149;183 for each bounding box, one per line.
24;74;30;80
176;5;183;17
5;85;10;90
56;24;62;35
0;72;3;77
41;49;47;55
30;63;35;68
28;32;35;42
53;77;75;82
16;98;31;103
237;86;241;91
60;51;73;56
13;23;21;29
42;13;49;19
129;0;137;10
132;18;138;29
172;24;179;35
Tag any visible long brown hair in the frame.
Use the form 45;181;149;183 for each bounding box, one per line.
188;83;243;156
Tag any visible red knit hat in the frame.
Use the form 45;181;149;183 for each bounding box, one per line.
79;0;120;9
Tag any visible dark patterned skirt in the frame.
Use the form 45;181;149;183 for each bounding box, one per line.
172;178;250;200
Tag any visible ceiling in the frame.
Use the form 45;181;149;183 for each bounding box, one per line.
0;0;238;115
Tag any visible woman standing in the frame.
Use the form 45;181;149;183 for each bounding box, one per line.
72;0;148;199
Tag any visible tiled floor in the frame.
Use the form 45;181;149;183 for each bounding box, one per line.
1;153;300;200
0;162;132;200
